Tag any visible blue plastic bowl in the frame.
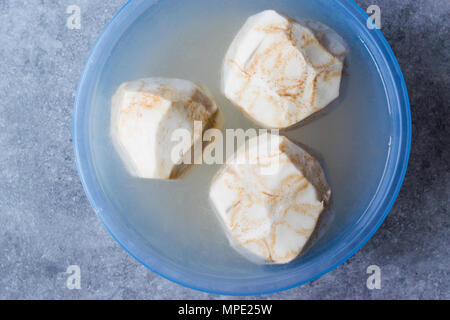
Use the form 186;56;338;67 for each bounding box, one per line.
73;0;410;295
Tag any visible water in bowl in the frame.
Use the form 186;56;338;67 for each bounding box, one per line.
88;0;392;279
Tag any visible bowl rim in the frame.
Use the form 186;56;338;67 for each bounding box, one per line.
73;0;411;296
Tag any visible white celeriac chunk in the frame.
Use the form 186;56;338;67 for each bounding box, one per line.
111;78;223;180
209;133;331;264
222;10;348;129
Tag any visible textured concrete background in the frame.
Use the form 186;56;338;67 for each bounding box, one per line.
0;0;448;300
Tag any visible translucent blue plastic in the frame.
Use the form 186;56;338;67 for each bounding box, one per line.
73;0;411;295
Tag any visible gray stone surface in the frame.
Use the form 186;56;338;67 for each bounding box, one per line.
0;0;448;300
